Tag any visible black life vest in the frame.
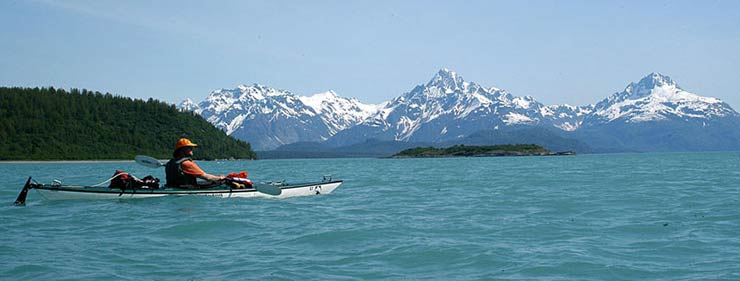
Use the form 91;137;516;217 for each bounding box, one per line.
165;157;197;187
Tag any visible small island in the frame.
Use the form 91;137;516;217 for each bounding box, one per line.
391;144;575;158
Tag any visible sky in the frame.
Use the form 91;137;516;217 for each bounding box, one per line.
2;0;739;108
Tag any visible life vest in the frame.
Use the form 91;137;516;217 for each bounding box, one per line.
165;157;197;187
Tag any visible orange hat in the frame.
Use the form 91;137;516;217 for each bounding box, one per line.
175;138;198;150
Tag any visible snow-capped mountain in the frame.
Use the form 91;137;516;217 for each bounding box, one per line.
189;84;378;150
541;104;593;131
573;72;740;152
178;98;200;112
583;72;738;126
183;69;740;153
328;68;590;146
298;90;380;135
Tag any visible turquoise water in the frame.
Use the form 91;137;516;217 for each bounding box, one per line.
2;152;740;280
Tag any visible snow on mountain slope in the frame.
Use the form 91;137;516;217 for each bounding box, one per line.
585;73;738;125
178;98;200;113
187;84;378;150
298;90;380;134
181;70;739;152
332;68;557;144
541;104;593;131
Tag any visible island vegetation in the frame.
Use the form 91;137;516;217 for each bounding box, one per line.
392;144;575;158
0;87;256;160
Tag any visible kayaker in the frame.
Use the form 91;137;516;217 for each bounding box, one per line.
165;138;225;188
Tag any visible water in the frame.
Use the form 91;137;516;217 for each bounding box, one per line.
2;152;740;280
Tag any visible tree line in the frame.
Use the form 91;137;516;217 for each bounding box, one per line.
0;87;256;160
393;144;551;158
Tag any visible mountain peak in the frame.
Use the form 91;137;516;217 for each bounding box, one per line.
427;68;465;89
178;98;200;112
438;67;455;75
236;83;273;92
299;90;338;112
590;72;737;124
319;90;339;98
620;72;680;100
636;72;676;89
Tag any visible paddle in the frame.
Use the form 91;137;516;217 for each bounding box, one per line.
14;177;33;206
134;155;281;195
135;155;165;168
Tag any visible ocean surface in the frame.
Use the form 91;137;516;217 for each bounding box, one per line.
1;152;739;280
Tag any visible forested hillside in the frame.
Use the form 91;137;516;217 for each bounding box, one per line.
0;87;256;160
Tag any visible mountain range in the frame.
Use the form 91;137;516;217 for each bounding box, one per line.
182;85;378;150
182;69;740;155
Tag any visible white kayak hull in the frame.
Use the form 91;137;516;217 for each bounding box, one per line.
31;180;343;201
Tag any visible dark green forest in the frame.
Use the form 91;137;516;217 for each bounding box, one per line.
0;87;256;160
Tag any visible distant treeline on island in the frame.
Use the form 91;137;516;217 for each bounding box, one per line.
392;144;575;158
0;87;256;160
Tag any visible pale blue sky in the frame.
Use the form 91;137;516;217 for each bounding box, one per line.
2;0;739;108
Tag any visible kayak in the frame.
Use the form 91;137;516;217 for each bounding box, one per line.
14;176;343;204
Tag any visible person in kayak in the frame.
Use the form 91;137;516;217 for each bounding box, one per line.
165;138;225;188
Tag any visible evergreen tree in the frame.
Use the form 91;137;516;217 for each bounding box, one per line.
0;87;257;160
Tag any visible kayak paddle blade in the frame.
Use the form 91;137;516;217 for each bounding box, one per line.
135;155;164;168
254;184;282;196
14;177;32;206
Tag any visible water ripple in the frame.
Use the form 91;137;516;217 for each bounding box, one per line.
2;153;740;280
